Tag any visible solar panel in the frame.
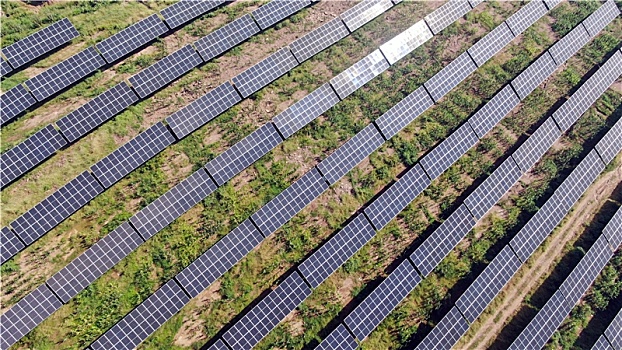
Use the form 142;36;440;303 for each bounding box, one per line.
340;0;393;32
24;47;106;101
603;206;622;249
505;0;548;37
548;25;590;66
298;214;375;288
604;307;621;350
1;57;14;76
45;222;142;303
330;49;389;100
206;340;230;350
466;87;519;139
1;124;68;189
317;124;385;184
592;335;614;350
468;23;514;67
90;280;190;350
1;18;79;69
232;48;298;98
380;20;433;65
464;157;523;220
56;82;139;143
582;0;620;38
272;83;339;138
415;306;469;350
160;0;226;29
374;86;434;139
595;113;622;166
251;0;311;30
455;245;521;323
508;291;573;350
1;227;25;265
290;17;349;63
204;123;284;185
344;259;421;340
542;0;562;11
410;205;474;276
91;122;176;188
176;219;263;298
510;52;557;100
424;0;473;35
0;84;37;125
194;14;260;62
222;272;312;350
511;117;561;172
95;14;168;64
419;123;479;180
166;82;241;139
130;169;217;240
10;171;104;246
316;324;358;350
251;168;328;237
364;164;431;230
424;51;477;102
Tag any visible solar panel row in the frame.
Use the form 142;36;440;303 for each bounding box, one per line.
505;0;548;36
340;0;393;32
380;19;433;65
419;123;479;179
1;227;25;265
467;22;514;67
548;23;590;66
424;0;474;35
511;117;561;172
602;206;622;248
316;324;358;350
330;49;390;99
415;307;470;350
231;47;299;98
194;14;261;61
160;0;228;29
251;0;312;30
374;86;434;139
0;81;37;126
582;0;620;38
603;307;621;350
424;51;477;102
510;51;557;99
290;17;350;63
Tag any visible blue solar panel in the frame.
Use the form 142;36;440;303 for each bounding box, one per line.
330;49;389;99
415;306;469;350
604;307;621;350
374;86;434;139
316;324;358;350
251;0;311;30
602;206;622;249
160;0;226;29
1;227;25;265
289;18;350;63
1;58;12;76
424;0;473;35
419;123;479;180
594;110;622;166
511;117;561;172
591;335;614;350
194;14;260;62
505;0;548;37
467;22;514;67
510;52;557;100
424;51;477;102
0;84;37;126
548;24;590;66
467;85;520;138
582;0;620;39
231;48;299;98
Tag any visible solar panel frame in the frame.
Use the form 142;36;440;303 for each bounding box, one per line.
415;306;469;350
604;307;621;350
91;122;175;188
316;324;358;350
290;17;350;63
160;0;227;29
380;20;433;65
374;86;434;139
251;0;311;30
582;0;620;38
424;51;477;102
602;206;622;249
595;116;622;166
194;14;260;62
0;84;37;125
340;0;393;32
232;47;299;98
468;22;514;67
511;117;561;172
1;227;25;265
1;58;13;76
330;49;389;100
419;123;479;180
510;52;557;100
424;0;473;35
591;335;614;350
505;0;548;37
548;24;590;66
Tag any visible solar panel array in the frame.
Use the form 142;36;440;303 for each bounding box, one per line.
316;324;358;350
340;0;393;32
231;48;299;98
424;51;477;102
160;0;227;29
0;83;37;125
329;49;390;99
424;0;473;35
582;0;620;38
602;206;622;248
415;307;470;350
1;227;25;265
510;52;557;99
374;86;434;139
251;0;311;30
194;14;261;61
419;123;479;179
467;22;514;67
511;117;561;172
290;17;350;63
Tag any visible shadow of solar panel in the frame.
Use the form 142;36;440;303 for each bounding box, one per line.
343;259;421;340
317;124;385;184
205;123;284;185
510;52;557;99
46;222;143;303
317;324;358;350
222;272;312;350
231;48;298;98
10;171;103;246
298;214;375;288
582;0;620;38
415;307;469;350
130;169;217;240
2;18;79;69
90;280;190;350
0;285;62;350
206;340;229;350
176;219;263;298
512;117;561;172
420;123;479;179
340;0;393;32
1;124;67;189
380;20;432;65
91;122;175;188
374;86;434;139
549;25;590;66
251;168;328;237
410;205;474;276
330;49;389;99
290;17;349;63
424;0;472;35
468;85;520;138
364;164;431;230
56;82;139;143
1;227;24;265
468;23;514;67
272;83;339;138
424;51;477;102
95;14;168;64
1;58;13;76
251;0;311;30
592;335;613;350
24;47;105;101
160;0;226;29
603;206;622;248
464;158;523;219
604;308;621;350
505;0;548;36
0;84;37;125
455;245;521;323
128;45;202;98
194;14;260;62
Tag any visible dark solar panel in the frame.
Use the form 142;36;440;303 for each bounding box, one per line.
1;58;13;76
298;214;375;288
595;118;622;166
467;84;520;138
24;47;106;101
1;227;25;265
231;48;299;98
374;86;434;139
194;14;260;62
410;205;475;276
222;272;312;350
204;123;284;185
1;124;68;189
290;17;350;63
511;117;561;172
330;49;389;99
419;123;479;179
424;0;473;35
467;22;514;67
176;219;263;298
130;169;217;240
379;20;433;65
2;18;79;69
510;52;557;100
251;168;328;237
91;122;176;188
272;83;339;138
582;0;620;38
591;335;614;350
344;259;421;340
0;84;37;125
424;51;477;102
604;307;621;350
316;324;358;350
95;14;168;64
206;340;230;350
251;0;311;30
504;0;548;36
548;24;590;66
56;82;139;143
602;206;622;249
160;0;226;29
10;171;104;246
340;0;393;32
415;306;469;350
317;124;385;184
364;164;431;230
